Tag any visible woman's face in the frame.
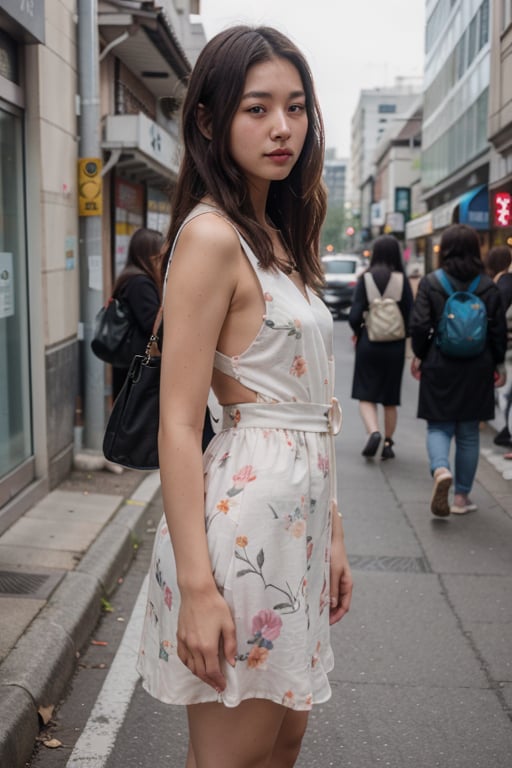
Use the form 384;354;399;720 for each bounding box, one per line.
229;56;308;195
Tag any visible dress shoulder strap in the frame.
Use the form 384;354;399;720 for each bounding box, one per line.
163;204;259;296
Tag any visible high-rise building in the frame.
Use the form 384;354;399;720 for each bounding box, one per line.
350;80;423;237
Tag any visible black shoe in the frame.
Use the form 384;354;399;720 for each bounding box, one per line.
381;438;395;460
362;431;382;457
494;427;512;447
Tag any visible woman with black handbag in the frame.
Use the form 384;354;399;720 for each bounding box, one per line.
111;227;163;399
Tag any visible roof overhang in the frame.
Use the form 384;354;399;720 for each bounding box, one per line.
98;1;191;100
102;113;180;190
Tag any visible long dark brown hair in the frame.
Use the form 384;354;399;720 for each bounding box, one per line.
162;25;327;288
114;227;163;296
439;224;483;281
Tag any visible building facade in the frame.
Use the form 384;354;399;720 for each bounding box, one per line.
488;0;512;247
0;0;203;534
350;80;422;241
406;0;492;269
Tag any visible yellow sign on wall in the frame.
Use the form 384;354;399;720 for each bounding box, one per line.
78;158;103;216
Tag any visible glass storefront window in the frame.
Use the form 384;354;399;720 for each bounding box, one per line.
0;107;31;479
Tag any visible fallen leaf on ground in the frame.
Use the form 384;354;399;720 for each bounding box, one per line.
43;738;63;749
37;705;54;725
91;640;108;646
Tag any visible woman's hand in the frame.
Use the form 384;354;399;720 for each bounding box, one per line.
177;584;237;692
410;356;422;381
329;515;353;625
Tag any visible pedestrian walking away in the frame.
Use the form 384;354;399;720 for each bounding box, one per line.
136;26;353;768
484;245;512;453
348;234;413;461
110;227;163;400
409;224;507;517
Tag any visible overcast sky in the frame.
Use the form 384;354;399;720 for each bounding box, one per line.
199;0;426;157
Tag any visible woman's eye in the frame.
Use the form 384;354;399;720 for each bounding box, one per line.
290;104;306;114
248;105;265;114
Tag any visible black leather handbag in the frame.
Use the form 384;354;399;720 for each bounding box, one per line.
103;311;162;470
91;297;134;368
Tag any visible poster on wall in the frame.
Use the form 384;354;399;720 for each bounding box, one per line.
0;252;14;319
114;178;144;277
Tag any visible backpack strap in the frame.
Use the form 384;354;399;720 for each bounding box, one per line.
467;275;481;292
382;272;403;300
436;268;481;295
364;271;403;301
435;268;454;296
363;272;381;302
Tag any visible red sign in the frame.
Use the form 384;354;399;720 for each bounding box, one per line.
494;192;512;227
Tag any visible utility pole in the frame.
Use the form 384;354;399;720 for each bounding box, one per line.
77;0;104;451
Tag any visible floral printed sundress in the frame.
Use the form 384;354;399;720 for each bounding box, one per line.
137;204;341;711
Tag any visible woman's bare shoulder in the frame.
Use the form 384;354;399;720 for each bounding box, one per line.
175;210;241;262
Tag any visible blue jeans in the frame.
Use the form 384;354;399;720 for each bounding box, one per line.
427;421;480;494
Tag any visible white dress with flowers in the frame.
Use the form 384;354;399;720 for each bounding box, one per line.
137;204;339;711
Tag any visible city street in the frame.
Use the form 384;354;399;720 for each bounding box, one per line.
29;320;512;768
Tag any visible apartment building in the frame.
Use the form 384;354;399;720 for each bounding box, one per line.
0;0;204;534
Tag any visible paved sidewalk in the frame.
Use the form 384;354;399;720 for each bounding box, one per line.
0;466;161;768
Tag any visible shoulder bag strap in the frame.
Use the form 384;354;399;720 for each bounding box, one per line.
382;272;403;300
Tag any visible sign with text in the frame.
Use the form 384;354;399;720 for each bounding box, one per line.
494;192;512;228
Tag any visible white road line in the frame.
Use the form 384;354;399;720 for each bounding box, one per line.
66;574;149;768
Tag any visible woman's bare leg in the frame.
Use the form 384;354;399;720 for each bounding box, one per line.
187;699;307;768
359;401;379;434
383;405;397;439
268;708;309;767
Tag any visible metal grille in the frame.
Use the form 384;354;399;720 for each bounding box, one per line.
0;570;63;598
348;555;431;573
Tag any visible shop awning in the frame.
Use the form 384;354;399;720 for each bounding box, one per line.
458;184;489;230
405;212;433;240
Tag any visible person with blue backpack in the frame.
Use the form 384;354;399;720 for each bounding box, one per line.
409;224;507;517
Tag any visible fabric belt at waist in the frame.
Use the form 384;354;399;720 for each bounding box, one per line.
221;398;342;435
220;399;342;507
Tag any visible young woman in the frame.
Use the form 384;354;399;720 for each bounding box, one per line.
348;235;413;460
410;225;507;516
136;26;353;768
111;227;163;399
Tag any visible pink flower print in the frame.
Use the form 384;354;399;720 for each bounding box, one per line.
319;577;329;615
252;609;283;642
305;694;313;707
317;453;329;478
216;499;230;514
263;292;273;302
236;535;248;548
247;646;269;669
290;519;306;538
282;690;295;707
290;355;307;377
160;524;168;536
306;536;314;563
227;464;257;497
164;585;173;610
218;451;230;468
311;640;321;668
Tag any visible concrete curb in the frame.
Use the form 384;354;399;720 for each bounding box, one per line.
0;472;161;768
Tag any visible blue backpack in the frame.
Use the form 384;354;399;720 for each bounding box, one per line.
435;269;487;358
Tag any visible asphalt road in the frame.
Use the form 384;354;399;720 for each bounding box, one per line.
29;320;512;768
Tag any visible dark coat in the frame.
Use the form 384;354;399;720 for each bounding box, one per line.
112;273;160;399
409;271;507;422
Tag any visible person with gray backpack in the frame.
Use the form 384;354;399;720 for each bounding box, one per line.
349;235;413;460
410;225;507;517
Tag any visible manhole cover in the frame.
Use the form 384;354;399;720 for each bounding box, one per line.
0;569;64;599
348;555;431;573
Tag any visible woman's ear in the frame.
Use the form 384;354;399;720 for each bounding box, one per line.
196;104;213;140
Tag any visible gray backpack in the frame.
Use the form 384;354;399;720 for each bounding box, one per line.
363;272;405;342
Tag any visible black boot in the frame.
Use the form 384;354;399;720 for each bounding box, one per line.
362;431;381;457
381;437;395;460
